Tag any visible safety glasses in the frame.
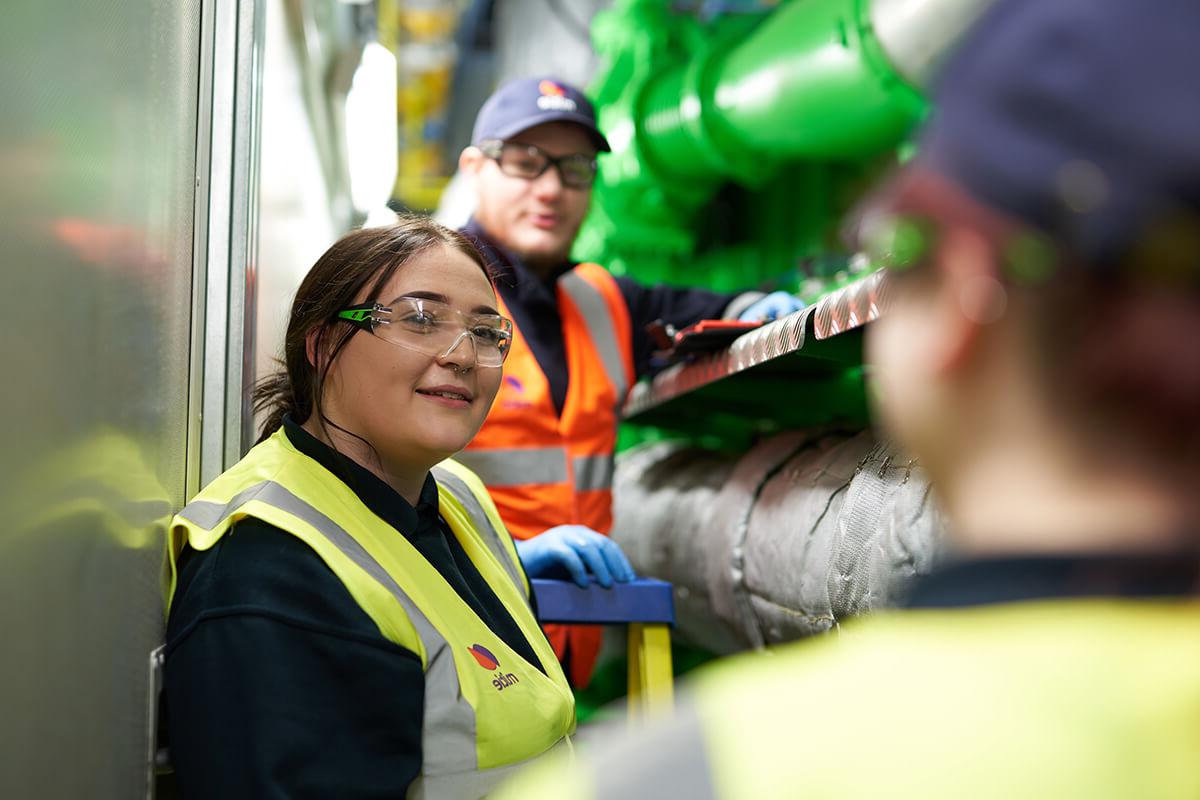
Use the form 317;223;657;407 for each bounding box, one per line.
337;296;513;368
855;169;1061;285
479;139;598;188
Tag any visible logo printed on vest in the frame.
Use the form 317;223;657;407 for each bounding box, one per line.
468;643;499;670
468;644;522;691
502;375;534;409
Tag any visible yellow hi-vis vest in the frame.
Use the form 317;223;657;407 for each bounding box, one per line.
495;599;1200;799
168;429;576;800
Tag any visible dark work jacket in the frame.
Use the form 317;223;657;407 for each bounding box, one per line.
462;219;744;415
163;417;544;799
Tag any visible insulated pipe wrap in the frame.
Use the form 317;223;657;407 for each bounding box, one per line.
612;430;944;653
611;440;745;654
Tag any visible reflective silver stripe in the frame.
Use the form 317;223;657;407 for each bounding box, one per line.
455;447;569;487
572;454;614;492
179;481;479;776
409;768;513;800
432;465;529;601
409;738;571;800
178;482;277;530
589;700;717;799
558;269;629;401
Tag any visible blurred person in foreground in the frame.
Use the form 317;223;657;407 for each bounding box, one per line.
495;0;1200;796
455;77;803;687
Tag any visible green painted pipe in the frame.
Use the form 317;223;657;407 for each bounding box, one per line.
638;0;925;185
578;0;993;287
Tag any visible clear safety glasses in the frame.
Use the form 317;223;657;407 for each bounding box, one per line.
479;139;598;189
859;210;1059;285
337;296;513;368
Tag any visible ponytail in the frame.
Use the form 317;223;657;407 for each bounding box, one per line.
252;367;300;444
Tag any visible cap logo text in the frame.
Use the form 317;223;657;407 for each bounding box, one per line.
537;80;577;112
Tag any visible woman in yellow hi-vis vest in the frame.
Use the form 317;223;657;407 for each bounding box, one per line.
165;218;629;799
495;1;1200;798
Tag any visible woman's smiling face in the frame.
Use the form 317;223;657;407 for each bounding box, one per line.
318;242;503;473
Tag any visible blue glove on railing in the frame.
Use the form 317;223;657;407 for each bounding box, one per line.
737;290;806;323
516;525;636;589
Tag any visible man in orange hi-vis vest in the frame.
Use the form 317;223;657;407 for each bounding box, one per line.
456;77;804;688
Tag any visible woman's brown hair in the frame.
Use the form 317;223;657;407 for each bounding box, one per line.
253;215;491;443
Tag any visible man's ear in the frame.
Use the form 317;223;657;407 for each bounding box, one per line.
930;227;1007;376
459;146;484;178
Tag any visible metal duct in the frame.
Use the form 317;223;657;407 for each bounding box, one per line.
870;0;997;88
612;430;945;654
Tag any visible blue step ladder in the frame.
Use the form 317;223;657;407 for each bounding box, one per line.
531;577;675;718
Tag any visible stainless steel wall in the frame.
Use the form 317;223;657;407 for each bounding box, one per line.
0;2;201;796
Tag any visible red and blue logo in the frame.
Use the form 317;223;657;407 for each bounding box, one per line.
468;644;500;670
536;80;577;112
469;643;522;691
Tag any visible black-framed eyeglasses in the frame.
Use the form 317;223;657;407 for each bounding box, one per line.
479;139;598;188
336;296;513;368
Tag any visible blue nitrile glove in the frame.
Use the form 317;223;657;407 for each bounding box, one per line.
737;291;806;323
516;525;636;589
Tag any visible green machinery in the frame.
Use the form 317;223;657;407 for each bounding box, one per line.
577;0;992;294
569;0;994;716
572;0;993;444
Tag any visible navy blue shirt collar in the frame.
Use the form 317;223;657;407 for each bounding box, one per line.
281;416;548;676
282;415;440;535
461;218;577;416
462;217;574;288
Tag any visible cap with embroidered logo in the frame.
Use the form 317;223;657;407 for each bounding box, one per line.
917;0;1200;271
471;77;610;153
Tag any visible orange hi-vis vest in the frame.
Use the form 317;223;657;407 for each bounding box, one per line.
457;262;635;687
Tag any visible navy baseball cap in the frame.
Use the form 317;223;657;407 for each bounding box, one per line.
471;77;611;153
917;0;1200;271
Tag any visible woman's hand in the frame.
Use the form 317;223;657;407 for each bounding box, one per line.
516;526;636;589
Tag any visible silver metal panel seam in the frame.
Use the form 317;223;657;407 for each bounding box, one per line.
186;0;217;502
198;0;233;490
230;0;267;461
200;0;265;486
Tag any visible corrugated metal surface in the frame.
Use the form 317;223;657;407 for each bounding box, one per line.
0;1;201;795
